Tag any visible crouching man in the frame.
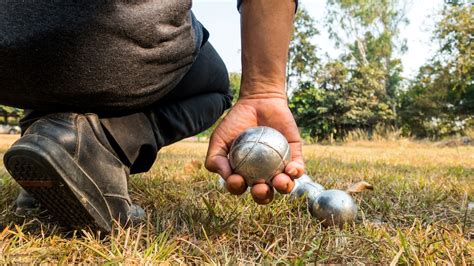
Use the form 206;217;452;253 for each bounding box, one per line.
0;0;304;232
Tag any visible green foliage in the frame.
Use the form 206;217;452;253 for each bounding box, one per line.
0;106;23;125
290;59;396;140
0;106;22;116
399;2;473;139
228;72;241;104
290;1;405;141
290;80;346;140
287;7;320;92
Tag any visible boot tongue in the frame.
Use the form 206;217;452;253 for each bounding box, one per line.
99;113;158;174
85;114;126;164
76;115;132;205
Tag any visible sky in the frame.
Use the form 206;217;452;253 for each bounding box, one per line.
192;0;445;79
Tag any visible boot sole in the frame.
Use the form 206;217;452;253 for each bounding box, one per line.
4;134;113;232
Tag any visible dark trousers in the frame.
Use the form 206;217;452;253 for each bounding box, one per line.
20;42;232;174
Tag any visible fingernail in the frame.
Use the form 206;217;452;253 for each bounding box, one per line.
288;168;297;176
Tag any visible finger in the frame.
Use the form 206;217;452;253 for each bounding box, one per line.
272;173;295;194
205;133;232;179
251;183;274;205
225;174;247;195
288;141;305;170
285;161;305;178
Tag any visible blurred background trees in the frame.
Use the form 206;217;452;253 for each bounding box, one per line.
0;106;22;125
398;1;473;138
289;0;473;141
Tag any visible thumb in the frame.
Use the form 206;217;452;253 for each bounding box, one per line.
285;141;305;178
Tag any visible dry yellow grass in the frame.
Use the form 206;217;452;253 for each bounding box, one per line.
0;134;19;154
0;136;473;264
304;141;474;168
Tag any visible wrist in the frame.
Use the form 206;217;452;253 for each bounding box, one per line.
238;80;287;100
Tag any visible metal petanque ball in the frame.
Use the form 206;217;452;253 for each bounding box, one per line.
298;181;325;204
291;176;358;227
292;175;325;202
229;126;290;186
309;189;357;227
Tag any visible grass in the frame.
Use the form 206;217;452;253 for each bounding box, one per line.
0;136;473;264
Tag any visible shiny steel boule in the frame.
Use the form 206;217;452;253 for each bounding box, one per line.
310;189;357;227
301;182;326;204
229;126;290;185
291;175;325;202
290;176;358;227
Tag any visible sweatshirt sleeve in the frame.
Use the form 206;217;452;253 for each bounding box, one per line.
237;0;298;13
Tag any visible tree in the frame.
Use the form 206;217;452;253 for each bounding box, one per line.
0;105;23;125
290;61;349;140
286;7;320;93
290;0;407;141
399;1;473;138
326;0;407;120
228;72;241;104
433;1;473;114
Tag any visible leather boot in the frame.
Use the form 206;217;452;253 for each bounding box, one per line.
14;188;146;223
4;113;141;232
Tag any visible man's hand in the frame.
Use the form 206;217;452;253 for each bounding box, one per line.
206;0;301;204
205;96;304;204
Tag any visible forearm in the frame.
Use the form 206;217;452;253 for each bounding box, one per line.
239;0;296;100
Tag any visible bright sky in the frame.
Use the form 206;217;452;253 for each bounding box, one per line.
192;0;445;79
